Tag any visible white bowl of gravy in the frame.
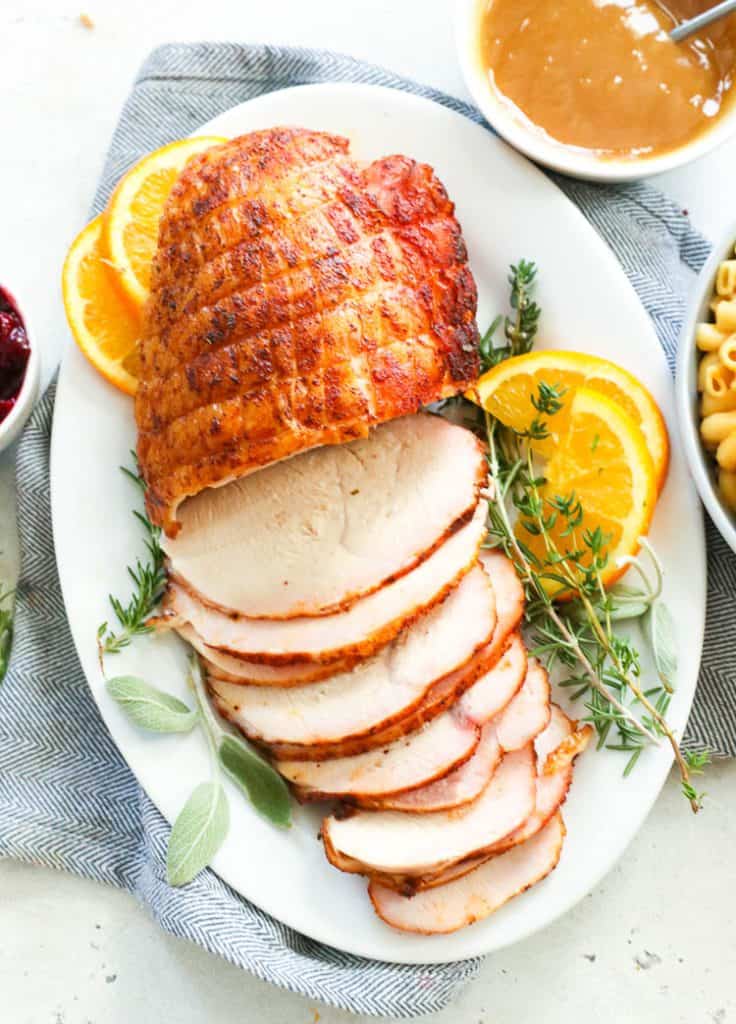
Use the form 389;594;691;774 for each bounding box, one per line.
456;0;736;181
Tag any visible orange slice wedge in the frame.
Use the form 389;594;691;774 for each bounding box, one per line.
62;216;141;396
472;349;670;492
103;135;227;309
516;387;658;594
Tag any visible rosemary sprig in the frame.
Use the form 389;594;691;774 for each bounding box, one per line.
97;455;166;659
475;260;707;812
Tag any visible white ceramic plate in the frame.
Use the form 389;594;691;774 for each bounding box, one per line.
51;84;705;964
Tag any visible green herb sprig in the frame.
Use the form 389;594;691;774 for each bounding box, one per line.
97;456;166;658
99;460;291;882
0;586;14;684
476;261;708;812
106;657;291;886
479;259;541;372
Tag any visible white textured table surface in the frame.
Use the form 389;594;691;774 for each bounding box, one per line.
1;2;735;1022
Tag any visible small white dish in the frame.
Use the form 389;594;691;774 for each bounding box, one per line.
454;0;736;182
0;287;40;453
676;221;736;553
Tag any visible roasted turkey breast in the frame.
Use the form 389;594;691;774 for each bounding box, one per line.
135;128;480;534
162;414;485;619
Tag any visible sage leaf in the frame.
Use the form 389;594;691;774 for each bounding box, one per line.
608;601;651;622
106;675;198;733
219;733;292;828
166;781;229;886
645;602;678;692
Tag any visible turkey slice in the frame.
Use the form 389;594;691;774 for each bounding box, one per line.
381;705;592;895
362;724;502;813
300;557;525;761
458;630;528;726
177;623;354;687
495;660;551;752
209;565;494;757
164;415;486;619
368;814;565;934
282;615;522;802
355;638;546;815
279;712;480;802
163;500;487;665
322;745;536;877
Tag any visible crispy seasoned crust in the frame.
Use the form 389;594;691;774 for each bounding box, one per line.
135;128;480;534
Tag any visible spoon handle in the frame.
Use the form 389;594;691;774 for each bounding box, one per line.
670;0;736;42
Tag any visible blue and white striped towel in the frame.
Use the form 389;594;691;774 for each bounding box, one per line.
0;44;732;1020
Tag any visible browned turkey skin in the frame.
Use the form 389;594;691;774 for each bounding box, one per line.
135;127;480;535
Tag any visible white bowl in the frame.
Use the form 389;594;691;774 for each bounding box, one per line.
454;0;736;182
676;221;736;554
0;287;40;454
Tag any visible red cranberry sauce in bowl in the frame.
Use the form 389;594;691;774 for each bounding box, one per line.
0;287;31;424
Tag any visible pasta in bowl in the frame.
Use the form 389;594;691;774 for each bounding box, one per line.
677;223;736;553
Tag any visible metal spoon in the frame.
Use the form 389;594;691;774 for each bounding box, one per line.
670;0;736;42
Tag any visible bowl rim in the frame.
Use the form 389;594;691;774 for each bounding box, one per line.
0;286;41;452
454;0;736;183
675;220;736;555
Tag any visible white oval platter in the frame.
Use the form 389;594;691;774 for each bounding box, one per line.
51;83;705;964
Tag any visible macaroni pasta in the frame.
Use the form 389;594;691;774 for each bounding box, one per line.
697;245;736;510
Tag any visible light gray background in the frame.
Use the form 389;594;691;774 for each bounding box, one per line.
1;2;735;1022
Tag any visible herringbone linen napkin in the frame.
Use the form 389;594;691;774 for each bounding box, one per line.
1;43;733;1019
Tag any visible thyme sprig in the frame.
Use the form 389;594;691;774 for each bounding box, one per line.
476;261;707;812
97;455;166;658
479;259;541;372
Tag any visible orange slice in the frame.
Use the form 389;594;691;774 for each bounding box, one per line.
515;387;658;594
62;216;141;396
471;350;670;492
103;135;227;309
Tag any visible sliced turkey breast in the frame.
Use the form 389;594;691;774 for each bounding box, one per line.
281;611;522;802
322;745;536;878
178;623;354;686
162;500;487;665
378;705;591;895
209;565;495;757
363;724;502;813
303;565;525;761
493;705;591;853
495;660;551;752
279;712;480;803
368;814;565;934
458;630;527;726
355;639;545;815
478;548;524;617
163;415;486;619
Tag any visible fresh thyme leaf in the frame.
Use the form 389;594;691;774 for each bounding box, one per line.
166;781;229;887
219;734;292;828
473;260;705;813
643;601;677;693
0;587;14;684
98;459;166;657
477;260;541;371
505;259;541;354
106;675;198;733
479;314;503;373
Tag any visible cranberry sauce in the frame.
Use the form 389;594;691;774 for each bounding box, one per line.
0;287;30;424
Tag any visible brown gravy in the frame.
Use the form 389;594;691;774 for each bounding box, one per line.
478;0;736;157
